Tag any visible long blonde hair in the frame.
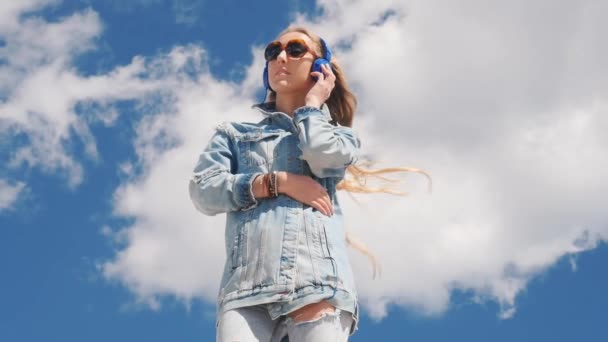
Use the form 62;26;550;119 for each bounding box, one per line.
270;26;433;279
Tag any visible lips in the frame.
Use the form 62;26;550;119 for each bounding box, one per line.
275;69;290;76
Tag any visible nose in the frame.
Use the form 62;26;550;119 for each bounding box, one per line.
277;49;287;64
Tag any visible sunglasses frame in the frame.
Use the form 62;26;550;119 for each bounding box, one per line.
264;38;318;62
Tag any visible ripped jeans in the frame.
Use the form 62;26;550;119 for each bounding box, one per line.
216;303;353;342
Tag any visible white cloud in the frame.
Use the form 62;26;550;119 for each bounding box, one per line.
0;1;166;186
301;0;608;319
102;47;265;305
2;0;607;325
0;179;25;211
98;0;205;26
172;0;205;26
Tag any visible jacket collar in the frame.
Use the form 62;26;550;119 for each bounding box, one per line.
251;102;333;131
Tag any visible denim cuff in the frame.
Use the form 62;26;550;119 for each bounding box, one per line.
292;105;327;126
233;172;263;211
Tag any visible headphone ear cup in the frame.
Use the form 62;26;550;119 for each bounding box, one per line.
311;59;332;81
311;38;333;81
263;63;273;91
263;65;268;89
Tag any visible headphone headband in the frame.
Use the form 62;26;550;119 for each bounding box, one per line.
320;38;332;62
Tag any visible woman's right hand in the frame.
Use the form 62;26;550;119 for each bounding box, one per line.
279;172;333;217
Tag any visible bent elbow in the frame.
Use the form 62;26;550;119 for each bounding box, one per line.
308;164;348;178
188;178;223;216
301;148;355;178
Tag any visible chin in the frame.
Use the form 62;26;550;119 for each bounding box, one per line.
271;82;296;94
271;80;312;95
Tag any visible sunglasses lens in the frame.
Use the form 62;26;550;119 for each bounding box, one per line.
264;42;282;61
264;40;310;61
285;41;308;58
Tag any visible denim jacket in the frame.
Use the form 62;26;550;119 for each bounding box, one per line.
188;102;361;336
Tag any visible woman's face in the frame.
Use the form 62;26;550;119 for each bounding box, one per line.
267;32;318;96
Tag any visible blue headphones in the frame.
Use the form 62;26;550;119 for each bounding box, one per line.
262;38;333;93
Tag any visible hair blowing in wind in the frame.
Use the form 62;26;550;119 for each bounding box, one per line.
270;26;433;280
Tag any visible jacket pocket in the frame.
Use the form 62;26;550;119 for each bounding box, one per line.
310;212;331;258
236;131;282;168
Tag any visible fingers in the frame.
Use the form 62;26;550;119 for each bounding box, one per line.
311;199;331;217
310;71;324;80
311;191;333;217
311;65;335;82
292;175;334;216
309;66;334;104
322;193;334;216
321;64;335;82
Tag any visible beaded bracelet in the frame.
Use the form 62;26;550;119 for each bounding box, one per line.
269;171;278;198
274;171;279;197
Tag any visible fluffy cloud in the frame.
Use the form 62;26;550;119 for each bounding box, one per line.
2;0;607;323
98;0;206;26
298;0;608;319
0;179;25;211
102;49;266;306
0;1;166;186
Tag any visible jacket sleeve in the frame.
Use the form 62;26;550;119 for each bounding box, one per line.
292;105;361;178
188;126;263;216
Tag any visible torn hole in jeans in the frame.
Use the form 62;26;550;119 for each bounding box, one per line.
287;308;342;326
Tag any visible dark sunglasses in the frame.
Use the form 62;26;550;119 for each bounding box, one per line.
264;39;317;61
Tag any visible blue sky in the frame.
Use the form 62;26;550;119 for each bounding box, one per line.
1;0;607;341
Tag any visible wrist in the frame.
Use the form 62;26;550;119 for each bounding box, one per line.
265;173;273;198
304;96;322;108
254;174;270;199
277;171;288;194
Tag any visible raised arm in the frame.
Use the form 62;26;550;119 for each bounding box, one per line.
292;105;361;179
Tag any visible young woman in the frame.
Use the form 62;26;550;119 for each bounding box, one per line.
189;25;430;342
